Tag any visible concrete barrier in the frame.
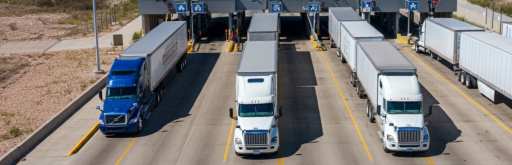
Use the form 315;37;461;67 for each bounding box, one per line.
0;74;109;165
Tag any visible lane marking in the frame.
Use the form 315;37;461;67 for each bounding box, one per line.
318;50;373;162
424;157;435;165
397;35;409;45
67;122;99;156
223;119;235;162
115;138;137;165
402;48;512;135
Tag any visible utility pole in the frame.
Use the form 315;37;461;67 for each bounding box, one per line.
93;0;104;74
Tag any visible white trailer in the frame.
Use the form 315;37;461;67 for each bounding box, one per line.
356;41;432;153
338;21;384;87
459;32;512;102
503;22;512;39
229;41;283;156
120;21;188;91
247;13;280;41
328;7;364;51
415;18;483;66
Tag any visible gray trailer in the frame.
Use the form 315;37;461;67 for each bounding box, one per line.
328;7;364;49
247;13;280;41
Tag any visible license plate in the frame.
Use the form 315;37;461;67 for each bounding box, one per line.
253;150;261;155
406;148;413;152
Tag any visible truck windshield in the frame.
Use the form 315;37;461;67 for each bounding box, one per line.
106;87;137;99
239;103;274;117
387;101;422;114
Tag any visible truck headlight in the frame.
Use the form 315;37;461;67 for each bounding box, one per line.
423;134;429;142
387;134;395;142
235;137;242;144
99;119;104;125
270;136;278;144
128;117;138;124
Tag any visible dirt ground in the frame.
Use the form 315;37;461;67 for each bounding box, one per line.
0;48;119;156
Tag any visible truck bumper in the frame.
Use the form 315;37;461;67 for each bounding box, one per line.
234;143;279;155
385;142;429;152
99;124;138;134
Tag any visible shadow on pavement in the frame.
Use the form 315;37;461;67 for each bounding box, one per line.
392;83;461;157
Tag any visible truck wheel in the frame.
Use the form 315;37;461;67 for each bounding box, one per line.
430;52;436;59
341;56;347;63
155;91;161;107
460;72;466;85
357;83;364;98
383;143;390;153
415;44;419;53
457;72;462;82
176;59;183;73
351;74;356;87
135;117;143;134
471;76;478;88
465;73;472;88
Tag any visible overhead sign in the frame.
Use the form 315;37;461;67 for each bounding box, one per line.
271;3;282;13
176;3;187;13
408;1;418;11
192;3;204;13
362;1;372;12
308;2;320;13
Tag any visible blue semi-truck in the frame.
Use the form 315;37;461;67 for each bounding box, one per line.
96;21;188;135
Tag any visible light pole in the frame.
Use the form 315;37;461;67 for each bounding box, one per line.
93;0;104;74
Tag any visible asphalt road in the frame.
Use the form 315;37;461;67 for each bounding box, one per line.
17;13;512;165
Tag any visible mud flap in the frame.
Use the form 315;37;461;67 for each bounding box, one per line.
477;80;495;102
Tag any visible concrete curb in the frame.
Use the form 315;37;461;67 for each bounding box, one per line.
0;74;109;165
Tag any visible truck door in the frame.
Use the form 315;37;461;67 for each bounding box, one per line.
378;79;385;131
139;61;149;118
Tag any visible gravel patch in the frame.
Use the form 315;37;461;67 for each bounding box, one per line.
0;48;118;156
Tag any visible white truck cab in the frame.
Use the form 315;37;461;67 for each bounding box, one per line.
229;41;282;155
356;41;433;153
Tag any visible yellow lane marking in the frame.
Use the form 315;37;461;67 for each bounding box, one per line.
397;35;409;44
424;157;435;165
67;122;99;156
318;50;373;162
223;119;235;162
402;48;512;135
115;138;137;165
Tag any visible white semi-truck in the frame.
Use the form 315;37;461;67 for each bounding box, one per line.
503;22;512;39
229;41;282;155
356;41;432;153
328;7;364;53
459;32;512;102
338;21;384;87
414;18;483;68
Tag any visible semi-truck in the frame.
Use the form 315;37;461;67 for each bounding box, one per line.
414;18;484;68
96;21;188;135
503;22;512;39
328;7;364;54
229;41;283;155
459;32;512;102
247;13;280;41
338;21;384;87
356;41;432;153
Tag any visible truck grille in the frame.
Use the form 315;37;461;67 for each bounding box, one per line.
244;133;268;145
105;114;127;125
398;129;421;143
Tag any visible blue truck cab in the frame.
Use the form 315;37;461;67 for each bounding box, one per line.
95;21;188;135
97;57;160;134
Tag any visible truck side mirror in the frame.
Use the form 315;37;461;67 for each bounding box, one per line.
376;105;381;116
98;90;103;102
229;108;237;120
96;106;103;112
426;104;433;117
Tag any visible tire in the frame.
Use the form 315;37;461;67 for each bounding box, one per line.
415;44;420;53
176;59;182;73
471;76;478;88
457;72;462;82
383;143;390;153
465;73;472;88
351;74;356;87
367;101;374;122
154;91;161;107
430;52;436;59
357;83;364;98
341;56;347;63
460;72;466;85
135;116;143;134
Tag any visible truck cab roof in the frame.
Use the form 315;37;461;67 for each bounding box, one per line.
237;73;274;104
381;75;422;101
108;58;143;88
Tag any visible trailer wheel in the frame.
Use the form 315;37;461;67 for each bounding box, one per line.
460;72;466;85
341;56;347;63
176;59;182;73
430;52;436;59
465;73;473;88
357;83;364;98
351;74;356;87
457;71;462;82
